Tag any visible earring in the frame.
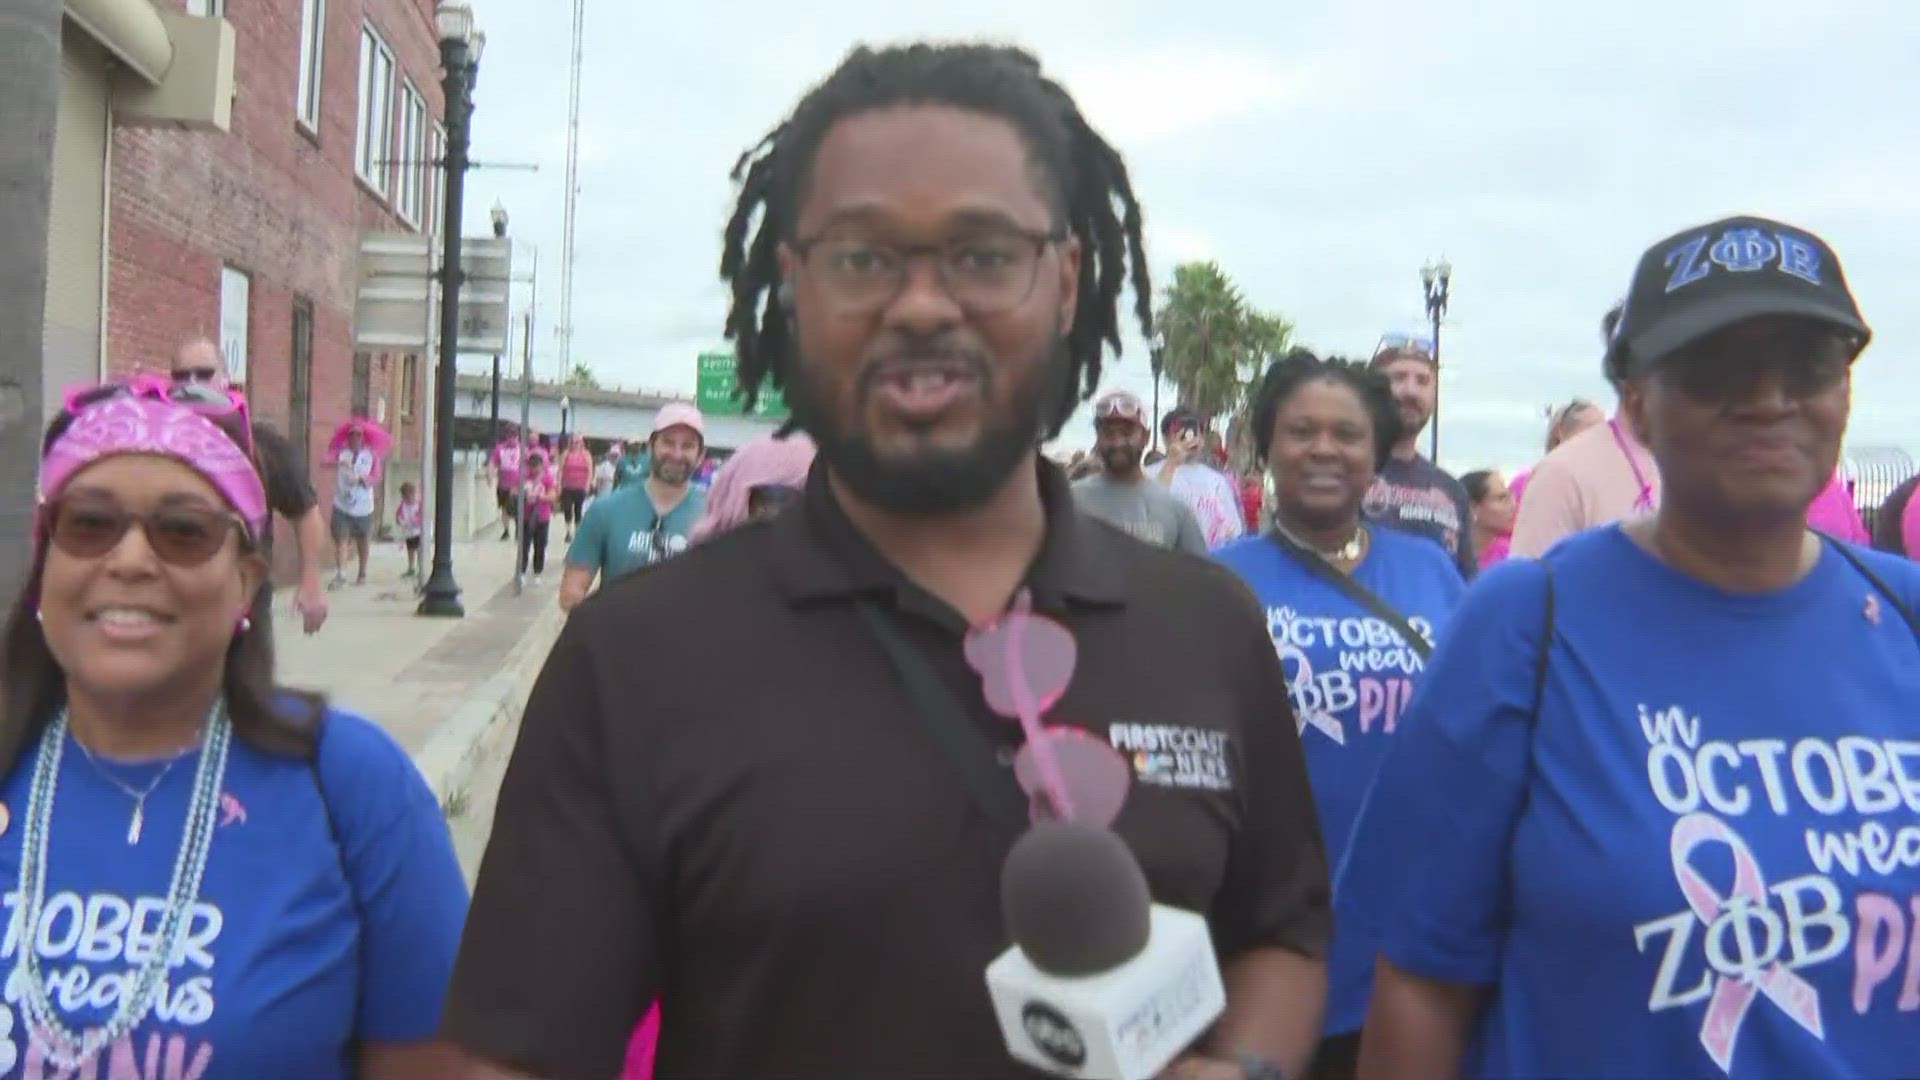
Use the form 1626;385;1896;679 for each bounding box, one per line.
777;280;795;310
235;614;252;636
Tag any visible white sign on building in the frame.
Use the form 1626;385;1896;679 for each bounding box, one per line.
219;265;251;385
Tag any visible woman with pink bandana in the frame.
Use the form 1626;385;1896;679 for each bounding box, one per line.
4;378;468;1076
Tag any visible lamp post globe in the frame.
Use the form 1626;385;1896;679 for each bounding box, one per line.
419;0;483;617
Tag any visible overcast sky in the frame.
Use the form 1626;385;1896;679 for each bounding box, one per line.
462;0;1917;472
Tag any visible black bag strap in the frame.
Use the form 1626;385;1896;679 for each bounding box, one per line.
1526;536;1917;726
1267;530;1433;661
853;600;1030;833
1531;561;1555;722
1825;537;1920;639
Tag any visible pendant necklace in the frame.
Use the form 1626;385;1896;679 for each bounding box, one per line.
12;702;230;1068
71;737;193;845
1277;521;1367;563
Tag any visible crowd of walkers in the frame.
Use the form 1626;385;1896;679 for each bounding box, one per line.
6;36;1918;1080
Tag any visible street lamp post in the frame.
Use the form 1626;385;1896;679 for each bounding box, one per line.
418;0;484;618
488;199;507;447
559;394;572;441
1420;257;1452;464
1149;331;1165;453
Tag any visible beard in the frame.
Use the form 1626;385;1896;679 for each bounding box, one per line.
652;459;692;486
1099;442;1142;475
784;333;1072;514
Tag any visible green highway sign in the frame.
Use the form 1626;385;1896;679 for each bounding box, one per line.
694;349;787;418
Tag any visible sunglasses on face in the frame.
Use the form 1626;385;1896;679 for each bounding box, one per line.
171;367;220;384
964;590;1131;826
42;496;248;567
1653;324;1859;400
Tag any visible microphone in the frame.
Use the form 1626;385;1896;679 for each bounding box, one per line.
985;821;1226;1079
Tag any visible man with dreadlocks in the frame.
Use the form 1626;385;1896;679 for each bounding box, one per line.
443;42;1329;1080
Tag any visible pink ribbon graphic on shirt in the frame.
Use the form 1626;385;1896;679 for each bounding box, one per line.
1668;812;1824;1075
1277;642;1344;745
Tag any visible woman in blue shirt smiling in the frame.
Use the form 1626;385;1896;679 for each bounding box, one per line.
1348;217;1920;1080
1214;349;1465;1079
1;379;468;1077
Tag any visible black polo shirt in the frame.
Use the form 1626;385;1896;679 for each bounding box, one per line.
443;457;1331;1079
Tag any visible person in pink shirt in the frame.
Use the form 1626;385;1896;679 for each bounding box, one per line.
1805;470;1869;543
518;449;559;583
558;434;593;542
1905;484;1920;558
1509;398;1605;508
1461;468;1516;569
486;427;524;541
1509;304;1663;558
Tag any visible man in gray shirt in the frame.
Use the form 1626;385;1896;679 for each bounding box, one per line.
1074;389;1209;555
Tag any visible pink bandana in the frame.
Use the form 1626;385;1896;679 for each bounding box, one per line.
38;394;269;538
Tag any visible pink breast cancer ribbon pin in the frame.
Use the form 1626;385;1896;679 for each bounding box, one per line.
1669;812;1825;1074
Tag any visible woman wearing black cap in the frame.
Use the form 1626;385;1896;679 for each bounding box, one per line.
1345;216;1920;1080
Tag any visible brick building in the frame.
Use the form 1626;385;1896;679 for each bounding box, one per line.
103;0;448;565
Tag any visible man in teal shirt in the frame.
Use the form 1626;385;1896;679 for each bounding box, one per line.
560;402;708;610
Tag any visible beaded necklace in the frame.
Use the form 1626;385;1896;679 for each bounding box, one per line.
11;703;230;1069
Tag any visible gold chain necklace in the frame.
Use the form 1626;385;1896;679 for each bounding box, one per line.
1275;521;1367;563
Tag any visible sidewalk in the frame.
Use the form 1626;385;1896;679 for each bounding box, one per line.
272;532;566;877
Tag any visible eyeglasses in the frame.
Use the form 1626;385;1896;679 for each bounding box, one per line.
964;590;1131;826
42;496;247;567
791;226;1068;315
60;376;255;458
1654;323;1860;400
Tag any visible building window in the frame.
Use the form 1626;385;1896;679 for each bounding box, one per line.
295;0;327;131
401;354;419;419
219;266;251;388
185;0;224;15
290;298;315;461
352;353;373;416
396;81;428;226
354;24;396;194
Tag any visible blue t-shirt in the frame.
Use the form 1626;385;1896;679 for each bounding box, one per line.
566;484;706;583
1341;526;1920;1079
0;706;468;1078
1214;526;1464;1035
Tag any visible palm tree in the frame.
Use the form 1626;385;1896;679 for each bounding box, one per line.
1154;261;1293;427
0;0;60;600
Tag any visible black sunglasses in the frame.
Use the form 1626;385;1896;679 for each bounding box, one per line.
1655;322;1861;400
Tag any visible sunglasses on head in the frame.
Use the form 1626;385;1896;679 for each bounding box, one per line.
964;590;1131;826
60;377;255;458
1094;395;1146;422
41;495;248;567
1376;331;1435;353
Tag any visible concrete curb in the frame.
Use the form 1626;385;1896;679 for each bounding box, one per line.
411;592;565;818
